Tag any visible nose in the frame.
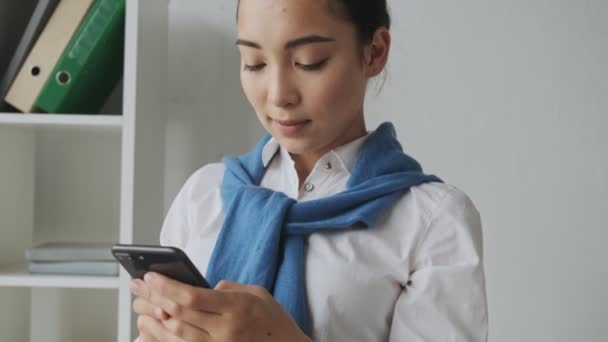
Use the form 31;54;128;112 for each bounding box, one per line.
267;66;300;108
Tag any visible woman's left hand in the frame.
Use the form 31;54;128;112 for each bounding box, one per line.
130;272;312;342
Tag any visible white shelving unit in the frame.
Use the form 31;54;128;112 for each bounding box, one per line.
0;0;168;341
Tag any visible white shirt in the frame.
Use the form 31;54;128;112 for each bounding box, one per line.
160;134;489;342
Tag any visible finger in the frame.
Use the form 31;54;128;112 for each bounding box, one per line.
139;332;160;342
130;278;150;298
138;315;185;342
215;280;272;300
214;279;241;291
146;293;224;333
134;276;181;318
143;273;226;332
165;307;224;335
144;272;233;313
130;279;170;320
133;297;169;321
162;317;212;342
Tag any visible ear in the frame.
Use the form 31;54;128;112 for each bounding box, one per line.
363;27;391;78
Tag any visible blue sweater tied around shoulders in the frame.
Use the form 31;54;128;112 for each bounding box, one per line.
205;122;442;336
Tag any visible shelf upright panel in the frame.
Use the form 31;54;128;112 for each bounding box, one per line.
117;0;168;340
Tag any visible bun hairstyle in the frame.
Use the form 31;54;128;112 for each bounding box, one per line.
328;0;391;47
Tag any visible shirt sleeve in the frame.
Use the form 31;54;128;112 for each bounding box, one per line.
159;163;224;248
388;188;489;342
159;173;195;249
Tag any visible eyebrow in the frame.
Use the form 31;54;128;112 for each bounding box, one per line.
235;35;336;50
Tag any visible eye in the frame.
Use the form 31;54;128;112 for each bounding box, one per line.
296;58;329;71
243;63;266;72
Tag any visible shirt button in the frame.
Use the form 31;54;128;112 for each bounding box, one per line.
304;182;315;192
324;162;332;170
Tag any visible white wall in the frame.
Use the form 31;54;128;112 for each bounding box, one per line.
164;0;262;199
166;1;608;341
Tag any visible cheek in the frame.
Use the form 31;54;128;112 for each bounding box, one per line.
241;74;265;114
307;66;365;118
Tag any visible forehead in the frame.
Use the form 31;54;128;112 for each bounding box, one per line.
237;0;348;42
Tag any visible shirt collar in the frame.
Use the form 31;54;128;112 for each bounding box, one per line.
331;133;369;173
262;137;281;167
261;133;369;173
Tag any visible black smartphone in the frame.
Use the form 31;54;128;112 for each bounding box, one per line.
111;244;211;288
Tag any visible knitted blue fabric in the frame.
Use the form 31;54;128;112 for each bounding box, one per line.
205;122;442;336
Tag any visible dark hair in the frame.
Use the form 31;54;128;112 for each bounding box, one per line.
328;0;391;46
237;0;391;47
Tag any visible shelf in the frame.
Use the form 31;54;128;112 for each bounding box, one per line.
0;263;120;289
0;0;169;338
0;113;123;129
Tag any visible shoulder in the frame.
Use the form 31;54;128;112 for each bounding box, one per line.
187;162;225;185
180;162;226;198
166;162;226;225
403;181;484;260
397;181;481;229
160;162;226;247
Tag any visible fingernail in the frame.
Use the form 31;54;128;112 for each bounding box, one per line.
129;279;142;295
144;272;155;283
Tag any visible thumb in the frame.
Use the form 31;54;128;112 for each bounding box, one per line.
214;279;244;291
214;280;272;299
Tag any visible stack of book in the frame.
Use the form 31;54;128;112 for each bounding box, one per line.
26;242;118;276
0;0;125;114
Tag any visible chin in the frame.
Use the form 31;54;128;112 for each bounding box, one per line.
274;137;316;155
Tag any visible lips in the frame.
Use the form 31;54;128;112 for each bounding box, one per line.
276;119;310;126
273;118;311;135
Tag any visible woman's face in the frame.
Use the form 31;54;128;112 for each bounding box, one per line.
237;0;370;159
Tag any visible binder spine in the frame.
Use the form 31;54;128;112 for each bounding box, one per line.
35;0;125;114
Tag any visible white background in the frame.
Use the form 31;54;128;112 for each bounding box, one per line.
164;1;608;341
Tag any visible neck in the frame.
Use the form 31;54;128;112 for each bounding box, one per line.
290;118;367;188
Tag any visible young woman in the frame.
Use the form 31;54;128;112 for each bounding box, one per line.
129;0;488;341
